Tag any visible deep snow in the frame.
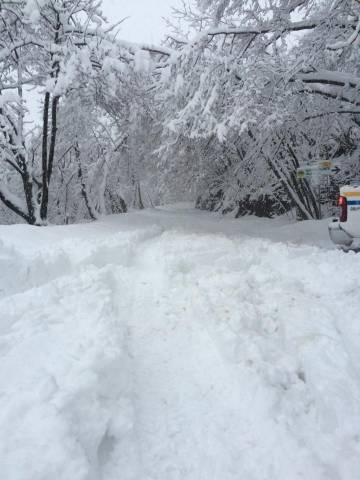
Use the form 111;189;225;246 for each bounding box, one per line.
1;206;360;480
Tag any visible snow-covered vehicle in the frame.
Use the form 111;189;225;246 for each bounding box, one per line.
329;184;360;250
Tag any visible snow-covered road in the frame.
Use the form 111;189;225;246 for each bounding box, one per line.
1;207;360;480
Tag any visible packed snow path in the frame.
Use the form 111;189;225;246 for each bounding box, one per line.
1;206;360;480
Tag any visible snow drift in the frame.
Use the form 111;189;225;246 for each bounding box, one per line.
0;207;360;480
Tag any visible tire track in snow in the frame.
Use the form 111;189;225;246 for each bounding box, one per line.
119;235;254;480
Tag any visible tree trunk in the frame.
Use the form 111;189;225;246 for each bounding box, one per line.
40;92;50;221
21;167;37;224
133;180;145;209
75;143;98;220
47;96;59;183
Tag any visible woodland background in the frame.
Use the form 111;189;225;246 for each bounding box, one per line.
1;0;360;225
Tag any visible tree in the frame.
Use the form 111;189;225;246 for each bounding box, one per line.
2;0;360;225
0;0;121;224
157;0;360;218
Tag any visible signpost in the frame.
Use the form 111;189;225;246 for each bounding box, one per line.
296;160;341;180
296;160;342;219
296;165;330;180
318;160;332;170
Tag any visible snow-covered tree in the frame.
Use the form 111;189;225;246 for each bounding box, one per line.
0;0;129;224
1;0;360;225
0;0;174;224
157;0;360;218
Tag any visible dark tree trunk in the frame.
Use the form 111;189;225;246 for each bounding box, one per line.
75;143;98;220
39;93;59;221
47;95;59;183
21;166;37;225
40;92;50;221
134;180;145;209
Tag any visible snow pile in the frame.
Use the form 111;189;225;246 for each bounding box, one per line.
0;206;360;479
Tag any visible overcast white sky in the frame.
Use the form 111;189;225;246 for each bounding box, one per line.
102;0;181;44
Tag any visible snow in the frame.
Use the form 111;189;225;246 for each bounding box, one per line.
1;206;360;480
134;49;151;73
327;17;360;51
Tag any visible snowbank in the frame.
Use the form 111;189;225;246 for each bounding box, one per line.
0;207;359;480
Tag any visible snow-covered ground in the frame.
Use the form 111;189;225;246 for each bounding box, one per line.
1;206;360;480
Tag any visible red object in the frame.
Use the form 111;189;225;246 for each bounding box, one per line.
338;195;347;222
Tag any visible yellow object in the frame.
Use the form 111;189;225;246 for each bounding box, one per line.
343;192;360;197
319;160;332;169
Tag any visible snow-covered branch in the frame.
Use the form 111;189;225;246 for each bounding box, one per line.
327;16;360;50
294;70;360;89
